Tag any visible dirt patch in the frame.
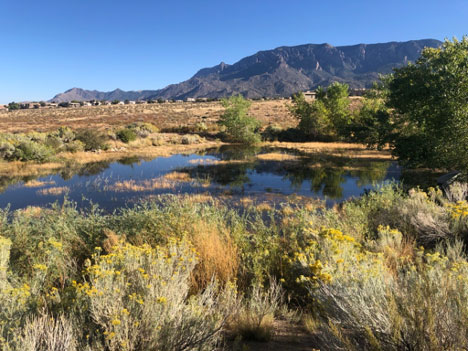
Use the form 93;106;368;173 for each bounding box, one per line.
230;320;320;351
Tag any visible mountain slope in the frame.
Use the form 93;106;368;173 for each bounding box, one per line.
50;39;442;102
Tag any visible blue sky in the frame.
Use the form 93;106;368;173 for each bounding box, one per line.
1;0;467;103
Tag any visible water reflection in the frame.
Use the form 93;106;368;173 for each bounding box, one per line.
0;146;401;211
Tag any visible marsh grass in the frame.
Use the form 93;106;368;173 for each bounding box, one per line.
36;186;70;196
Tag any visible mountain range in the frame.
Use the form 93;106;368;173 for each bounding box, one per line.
50;39;442;102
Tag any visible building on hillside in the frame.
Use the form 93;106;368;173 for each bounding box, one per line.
349;88;366;96
303;91;317;101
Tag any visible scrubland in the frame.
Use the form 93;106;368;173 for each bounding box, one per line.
1;182;468;350
0;100;297;134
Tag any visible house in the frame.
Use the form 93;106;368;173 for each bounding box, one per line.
102;101;112;105
349;88;366;96
127;101;136;105
69;102;81;108
0;105;7;111
185;98;196;102
82;102;92;107
136;100;147;104
118;101;125;105
303;91;317;101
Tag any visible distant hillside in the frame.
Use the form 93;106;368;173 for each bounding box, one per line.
50;88;157;103
50;39;442;102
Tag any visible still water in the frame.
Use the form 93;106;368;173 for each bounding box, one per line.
0;146;401;211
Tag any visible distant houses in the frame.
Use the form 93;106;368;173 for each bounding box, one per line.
303;91;317;101
2;89;368;112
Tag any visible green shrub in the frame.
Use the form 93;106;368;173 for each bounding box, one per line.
116;128;137;143
218;95;261;144
12;141;54;162
75;129;108;151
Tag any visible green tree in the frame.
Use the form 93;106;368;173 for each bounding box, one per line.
321;82;352;137
288;92;331;140
218;95;260;144
112;100;120;105
350;84;393;149
7;102;19;111
289;83;352;140
387;37;468;170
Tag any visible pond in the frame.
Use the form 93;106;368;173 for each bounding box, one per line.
0;146;402;211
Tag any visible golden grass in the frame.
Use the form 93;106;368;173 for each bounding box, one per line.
188;158;248;166
59;139;223;165
36;186;70;196
106;172;194;192
0;161;64;178
256;153;301;162
163;171;191;182
23;179;56;188
17;206;43;218
189;219;239;291
263;141;393;161
256;202;274;211
0;100;296;133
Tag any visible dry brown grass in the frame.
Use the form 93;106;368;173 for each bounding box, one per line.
36;186;70;196
23;179;56;188
189;219;239;291
106;172;195;192
263;141;393;160
0;161;64;177
0;100;296;133
256;153;301;162
163;171;191;182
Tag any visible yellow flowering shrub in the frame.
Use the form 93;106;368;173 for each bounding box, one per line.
76;239;230;351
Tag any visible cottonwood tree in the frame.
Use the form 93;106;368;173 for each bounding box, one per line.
387;37;468;170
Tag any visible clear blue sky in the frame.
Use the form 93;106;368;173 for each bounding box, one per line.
1;0;467;103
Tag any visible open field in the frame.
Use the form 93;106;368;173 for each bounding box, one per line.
0;100;294;133
0;98;364;133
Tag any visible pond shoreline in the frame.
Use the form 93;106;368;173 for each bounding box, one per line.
0;140;392;178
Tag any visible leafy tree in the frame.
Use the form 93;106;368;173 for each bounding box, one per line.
350;85;393;149
7;102;19;111
112;100;120;105
289;83;352;140
218;95;260;144
387;37;468;170
288;93;331;140
321;82;352;137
